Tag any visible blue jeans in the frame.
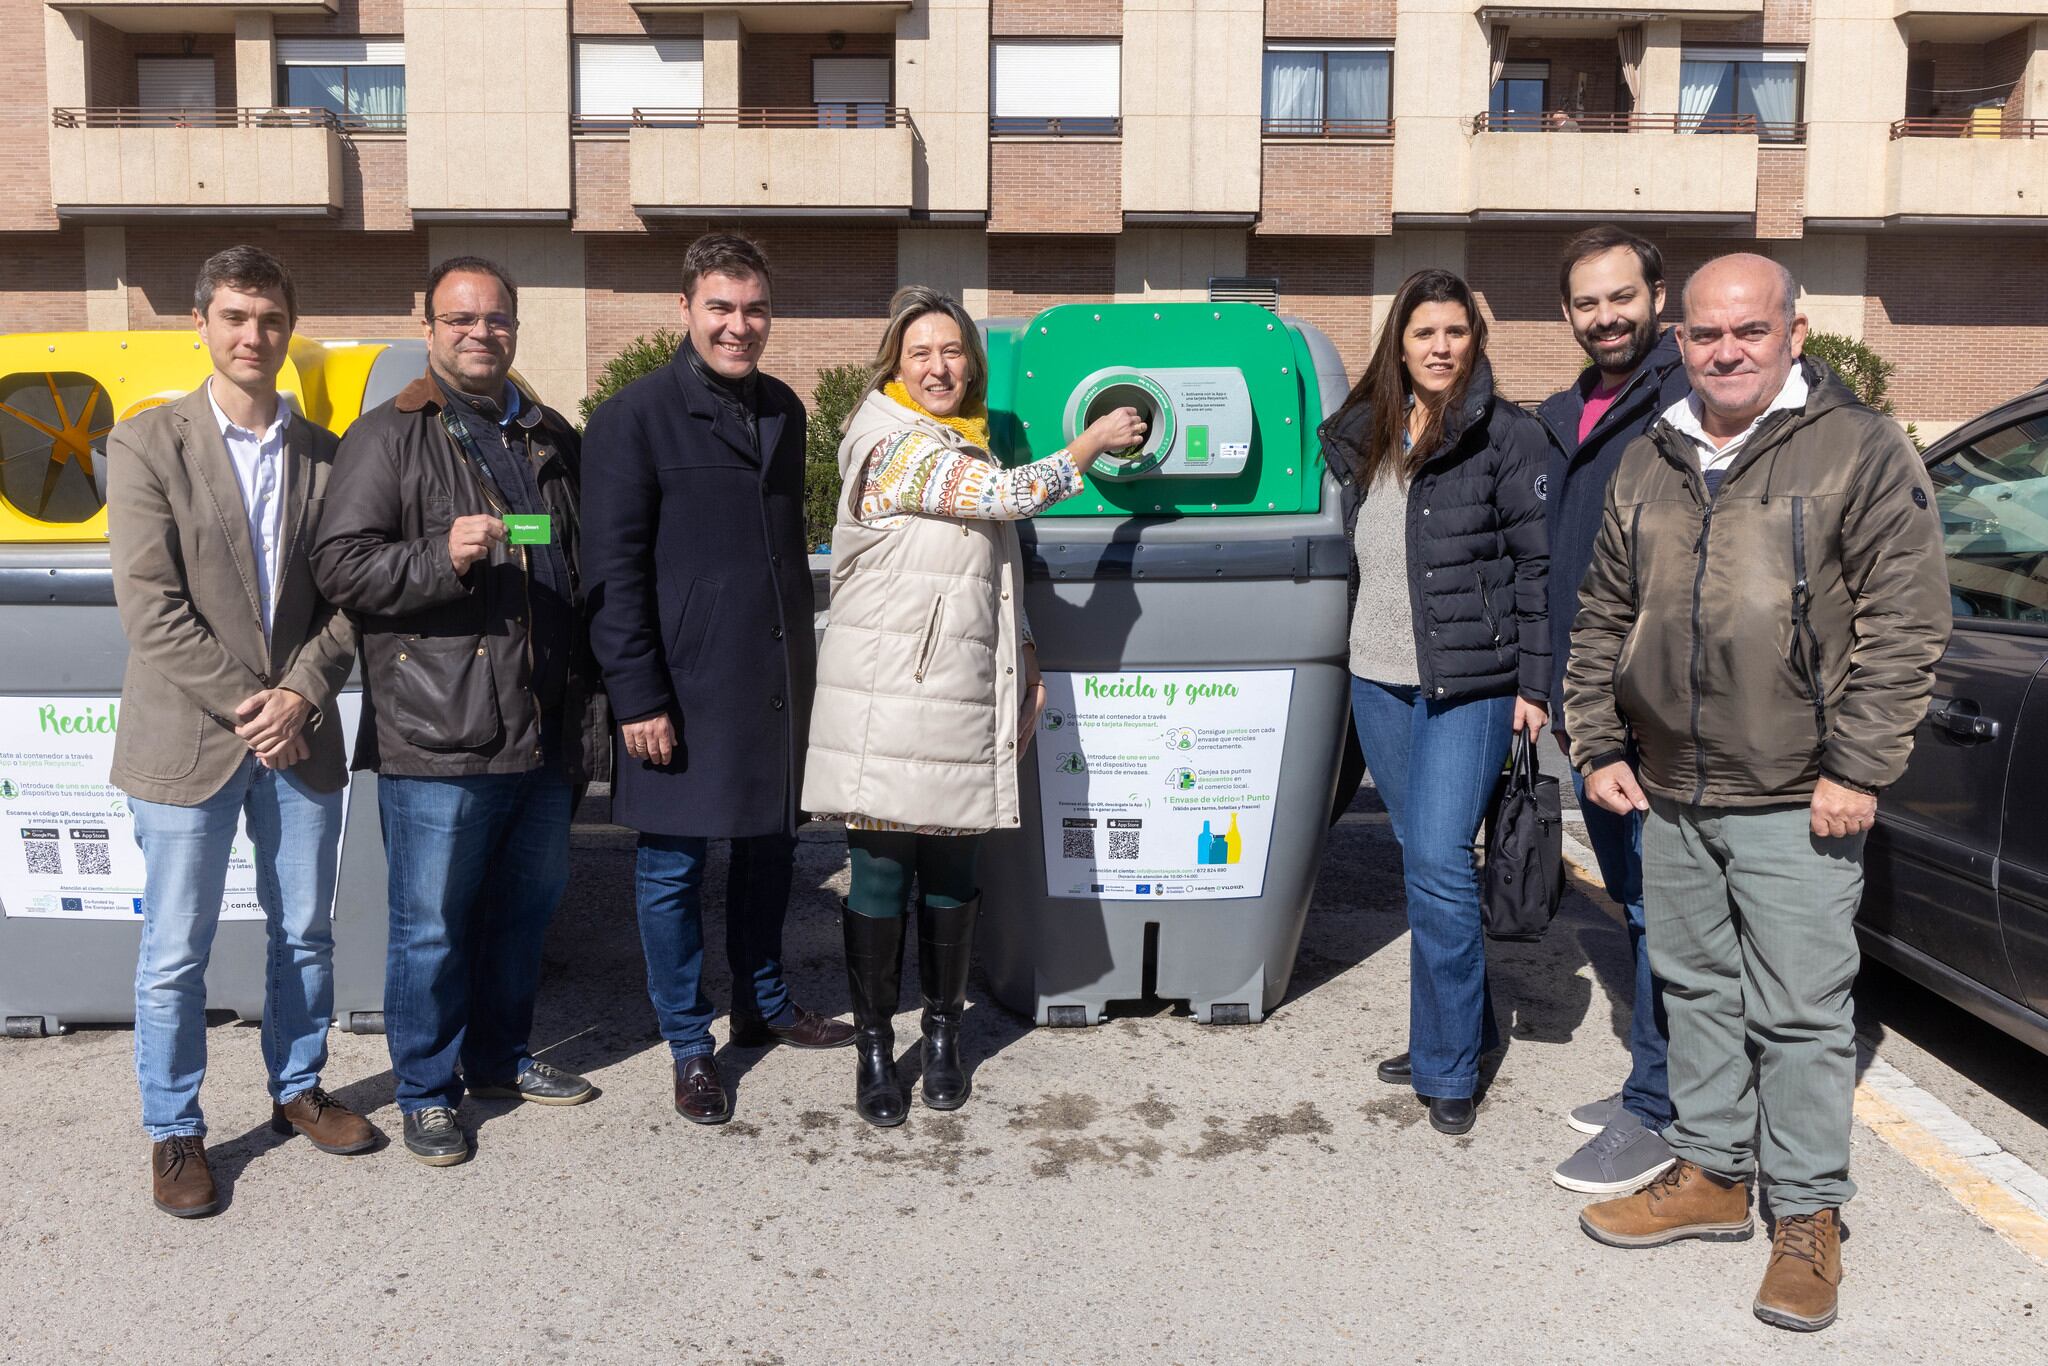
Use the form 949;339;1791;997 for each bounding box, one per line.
1350;678;1513;1100
1572;767;1673;1130
635;832;797;1062
379;769;572;1115
131;754;344;1140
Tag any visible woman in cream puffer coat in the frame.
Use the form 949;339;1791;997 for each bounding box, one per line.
803;285;1144;1126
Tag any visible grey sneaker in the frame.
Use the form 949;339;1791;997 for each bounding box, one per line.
470;1060;595;1106
1553;1111;1677;1195
1568;1091;1624;1136
402;1107;470;1167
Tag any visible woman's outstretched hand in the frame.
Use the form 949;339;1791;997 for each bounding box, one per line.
1069;406;1149;473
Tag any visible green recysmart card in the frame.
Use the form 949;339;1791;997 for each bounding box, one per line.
504;513;553;546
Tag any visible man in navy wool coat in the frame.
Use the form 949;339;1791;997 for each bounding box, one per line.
581;232;853;1127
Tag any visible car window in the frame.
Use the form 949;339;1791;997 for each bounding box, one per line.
1926;412;2048;623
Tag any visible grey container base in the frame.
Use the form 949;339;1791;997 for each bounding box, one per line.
974;501;1352;1028
0;762;391;1037
977;662;1346;1027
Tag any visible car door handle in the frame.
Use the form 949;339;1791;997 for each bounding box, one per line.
1927;697;2001;741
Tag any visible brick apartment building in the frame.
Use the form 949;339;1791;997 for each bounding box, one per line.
3;0;2046;432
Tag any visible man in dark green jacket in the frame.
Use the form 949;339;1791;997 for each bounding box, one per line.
1564;254;1949;1333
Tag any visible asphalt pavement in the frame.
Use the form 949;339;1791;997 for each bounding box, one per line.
2;784;2044;1364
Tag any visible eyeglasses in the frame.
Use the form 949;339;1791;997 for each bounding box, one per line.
430;312;519;335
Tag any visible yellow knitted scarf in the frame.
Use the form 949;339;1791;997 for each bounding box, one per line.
884;380;990;450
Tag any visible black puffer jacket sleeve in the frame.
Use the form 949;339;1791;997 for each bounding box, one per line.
1493;406;1553;704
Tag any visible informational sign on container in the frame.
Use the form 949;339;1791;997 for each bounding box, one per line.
0;694;363;921
1035;669;1292;900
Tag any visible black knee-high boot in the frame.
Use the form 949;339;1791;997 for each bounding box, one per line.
917;895;978;1110
842;902;907;1127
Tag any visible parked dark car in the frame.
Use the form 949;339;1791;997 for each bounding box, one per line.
1861;379;2048;1055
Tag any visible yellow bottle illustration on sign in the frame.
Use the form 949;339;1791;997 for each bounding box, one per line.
1224;812;1242;864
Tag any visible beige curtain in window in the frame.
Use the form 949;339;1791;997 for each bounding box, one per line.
1489;25;1510;88
1617;25;1646;107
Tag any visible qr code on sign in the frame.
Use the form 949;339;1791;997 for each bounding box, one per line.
75;843;111;876
1061;828;1095;859
23;842;60;875
1108;830;1140;860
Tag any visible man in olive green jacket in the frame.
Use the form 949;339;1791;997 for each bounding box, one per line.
1564;254;1948;1333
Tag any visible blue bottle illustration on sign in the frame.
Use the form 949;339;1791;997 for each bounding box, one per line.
1196;820;1228;865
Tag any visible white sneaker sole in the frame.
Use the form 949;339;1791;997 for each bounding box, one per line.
1567;1112;1610;1137
1553;1154;1677;1195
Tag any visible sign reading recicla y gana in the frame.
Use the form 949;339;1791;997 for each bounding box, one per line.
1043;670;1293;901
1081;675;1245;707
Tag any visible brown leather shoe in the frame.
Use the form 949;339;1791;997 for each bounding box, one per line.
1579;1158;1753;1248
728;1004;855;1050
1755;1209;1842;1332
270;1087;378;1155
673;1056;731;1125
151;1136;219;1218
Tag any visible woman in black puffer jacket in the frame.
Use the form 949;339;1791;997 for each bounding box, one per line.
1319;268;1550;1137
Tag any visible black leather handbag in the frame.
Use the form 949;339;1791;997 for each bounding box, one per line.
1482;731;1564;941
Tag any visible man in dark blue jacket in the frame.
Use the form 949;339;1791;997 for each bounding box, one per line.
1536;227;1691;1196
582;233;853;1127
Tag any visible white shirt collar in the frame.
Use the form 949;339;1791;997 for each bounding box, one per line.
205;377;289;442
1661;364;1808;465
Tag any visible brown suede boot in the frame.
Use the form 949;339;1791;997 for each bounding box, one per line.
150;1136;219;1218
1754;1209;1843;1332
271;1087;378;1155
1579;1158;1753;1248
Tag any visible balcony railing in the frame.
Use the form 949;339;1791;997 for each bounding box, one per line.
54;105;338;130
1262;117;1395;139
52;106;402;133
49;106;343;215
988;116;1122;137
1890;117;2046;139
575;105;910;134
1471;110;1804;142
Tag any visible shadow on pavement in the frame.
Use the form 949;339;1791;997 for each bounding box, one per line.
1290;779;1607;1054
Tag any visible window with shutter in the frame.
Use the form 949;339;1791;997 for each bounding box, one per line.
991;41;1120;136
136;59;217;116
574;39;706;130
813;57;891;128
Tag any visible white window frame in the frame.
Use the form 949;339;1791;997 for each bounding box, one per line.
991;39;1121;136
1679;46;1807;143
573;37;707;129
274;39;406;131
1261;42;1394;136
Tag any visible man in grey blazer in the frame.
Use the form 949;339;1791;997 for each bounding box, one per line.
107;246;372;1219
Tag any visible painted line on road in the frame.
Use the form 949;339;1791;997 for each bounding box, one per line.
1558;840;2048;1272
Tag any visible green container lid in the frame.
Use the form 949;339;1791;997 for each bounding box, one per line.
984;303;1328;518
